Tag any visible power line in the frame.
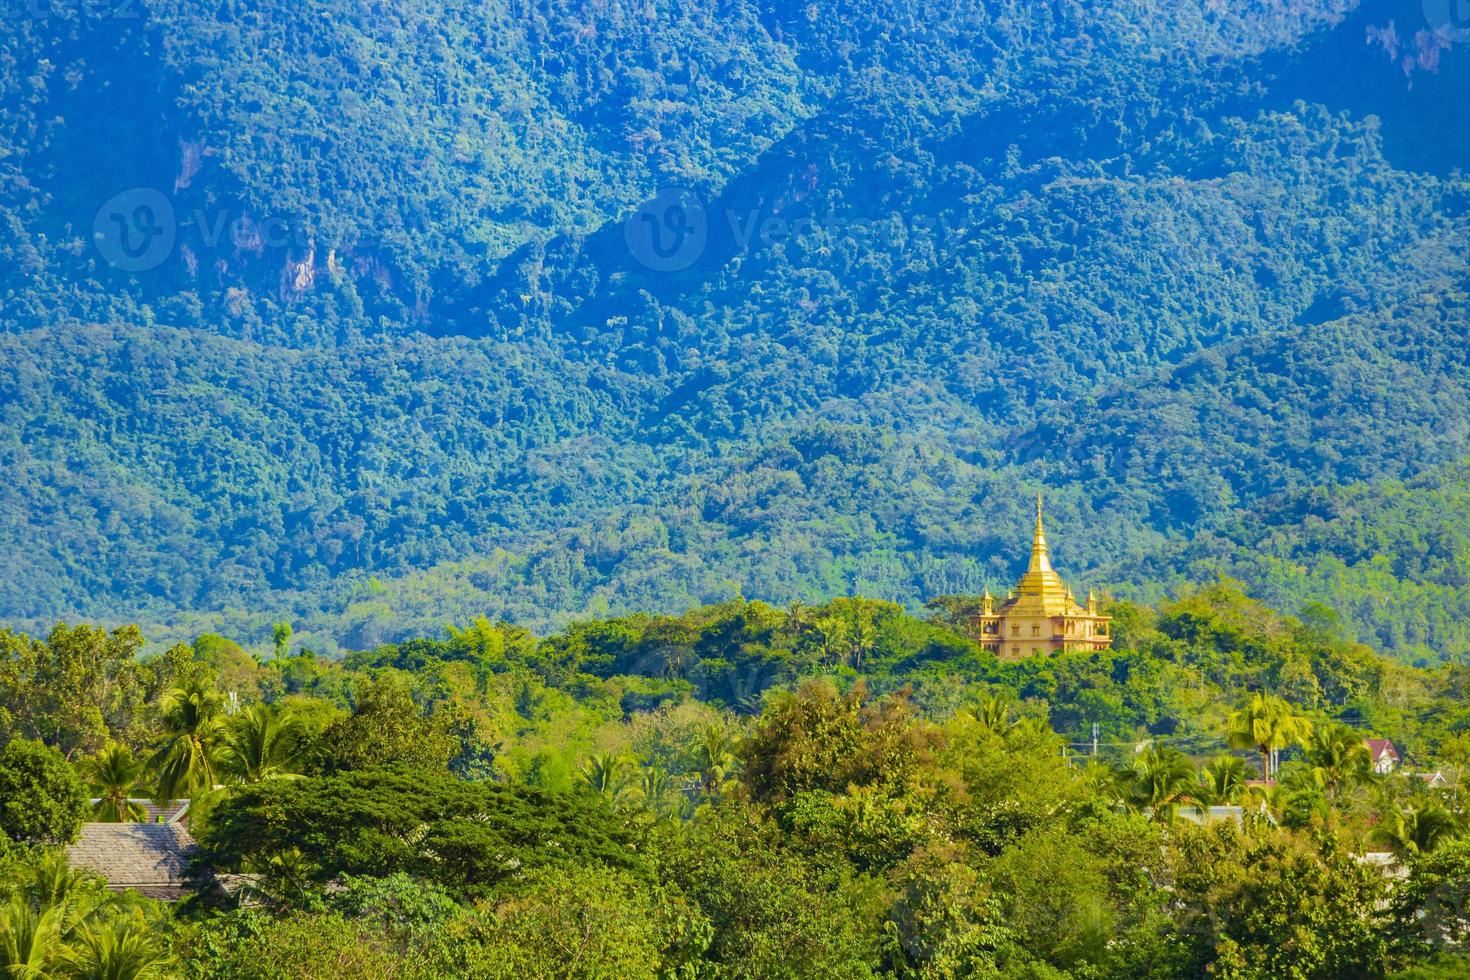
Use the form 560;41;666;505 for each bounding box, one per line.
1065;732;1230;748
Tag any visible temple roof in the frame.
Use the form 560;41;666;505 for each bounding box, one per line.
999;493;1091;618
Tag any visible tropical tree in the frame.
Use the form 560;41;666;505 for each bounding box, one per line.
316;677;457;774
582;753;630;802
694;724;738;796
62;911;173;980
1226;692;1313;783
0;625;148;760
271;622;293;661
1198;755;1248;805
0;852;108;978
80;745;148;822
1371;802;1465;862
0;740;88;846
637;766;673;814
0;893;63;979
973;695;1013;733
1124;743;1198;821
1302;722;1373;798
1388;836;1470;953
219;704;304;783
150;678;226;801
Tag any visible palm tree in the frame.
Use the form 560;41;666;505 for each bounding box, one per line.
638;766;672;813
80;745;148;822
0;894;63;979
1007;716;1052;742
1078;757;1125;807
0;853;101;978
1370;802;1464;861
1226;692;1313;783
150;678;226;801
1125;743;1199;821
974;694;1013;733
1198;754;1248;805
218;704;304;783
1303;721;1373;798
694;724;737;795
62;911;173;980
14;851;93;919
582;753;630;802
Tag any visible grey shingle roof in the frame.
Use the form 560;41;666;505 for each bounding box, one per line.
66;823;198;900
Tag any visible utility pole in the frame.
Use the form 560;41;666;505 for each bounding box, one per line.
1091;723;1099;759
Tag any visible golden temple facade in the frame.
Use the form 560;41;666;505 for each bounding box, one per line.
969;495;1111;660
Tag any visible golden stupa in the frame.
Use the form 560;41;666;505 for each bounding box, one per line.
969;494;1111;660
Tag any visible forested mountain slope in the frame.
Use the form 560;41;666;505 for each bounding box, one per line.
3;0;1469;659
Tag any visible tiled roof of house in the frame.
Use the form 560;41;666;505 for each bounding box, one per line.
138;800;191;824
89;799;192;824
1365;738;1398;761
66;823;197;900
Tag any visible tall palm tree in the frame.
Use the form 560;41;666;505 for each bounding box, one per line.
1125;743;1199;821
1081;757;1124;802
1370;802;1464;861
582;753;630;802
1303;721;1373;798
974;695;1013;733
638;766;672;814
218;704;304;783
1198;754;1248;805
80;745;148;822
150;678;226;801
1226;692;1313;783
695;724;737;795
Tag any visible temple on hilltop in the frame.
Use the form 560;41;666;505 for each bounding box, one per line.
968;494;1111;660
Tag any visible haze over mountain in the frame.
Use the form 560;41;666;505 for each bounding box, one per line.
3;0;1469;659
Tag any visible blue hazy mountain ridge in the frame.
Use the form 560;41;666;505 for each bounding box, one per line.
1;1;1469;660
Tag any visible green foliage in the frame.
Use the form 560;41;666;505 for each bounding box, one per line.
316;676;457;774
79;745;148;823
2;4;1469;667
1122;744;1199;821
3;568;1470;976
1227;692;1315;782
656;805;883;978
438;866;700;979
0;741;87;847
149;678;226;801
0;626;148;760
179;911;412;980
217;704;304;784
193;766;646;903
0;850;172;979
1371;803;1466;863
1303;722;1376;797
1171;825;1388;980
1389;838;1470;957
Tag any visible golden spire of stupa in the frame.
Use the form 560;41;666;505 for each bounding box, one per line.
1028;490;1053;573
